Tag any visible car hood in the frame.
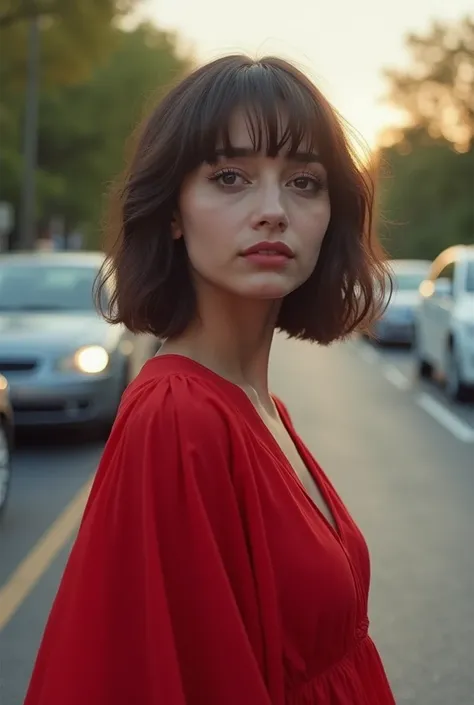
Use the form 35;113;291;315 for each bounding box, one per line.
0;312;118;355
386;290;421;309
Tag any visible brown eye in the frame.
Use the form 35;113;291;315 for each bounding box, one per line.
289;174;323;192
221;172;238;186
208;169;249;188
293;177;313;190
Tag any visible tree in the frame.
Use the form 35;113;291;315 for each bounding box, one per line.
377;129;474;259
0;0;138;30
0;21;191;248
0;0;143;90
383;15;474;152
38;23;190;245
0;1;146;248
377;17;474;260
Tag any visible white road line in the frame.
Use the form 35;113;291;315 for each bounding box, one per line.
0;477;93;631
349;339;474;443
417;393;474;443
383;365;411;390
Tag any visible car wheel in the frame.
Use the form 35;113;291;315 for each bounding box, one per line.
0;420;12;520
445;344;470;402
414;332;432;379
417;357;433;379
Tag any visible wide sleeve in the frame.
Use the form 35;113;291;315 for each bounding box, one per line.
24;376;277;705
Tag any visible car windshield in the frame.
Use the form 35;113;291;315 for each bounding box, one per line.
392;272;427;292
466;261;474;292
0;264;99;312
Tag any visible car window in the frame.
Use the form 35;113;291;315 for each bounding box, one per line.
0;264;98;312
393;272;428;292
466;261;474;293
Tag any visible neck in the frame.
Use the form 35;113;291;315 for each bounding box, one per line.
161;280;281;411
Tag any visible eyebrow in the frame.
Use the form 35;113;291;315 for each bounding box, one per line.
214;147;321;163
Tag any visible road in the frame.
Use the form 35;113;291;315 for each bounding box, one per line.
1;335;473;705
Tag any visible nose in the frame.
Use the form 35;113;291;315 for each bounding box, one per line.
250;183;288;233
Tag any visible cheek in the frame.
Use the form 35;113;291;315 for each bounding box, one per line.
181;192;215;235
179;190;233;277
299;198;331;256
180;188;234;248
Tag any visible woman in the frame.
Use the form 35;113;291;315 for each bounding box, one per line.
25;55;395;704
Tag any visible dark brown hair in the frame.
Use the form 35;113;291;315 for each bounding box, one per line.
96;54;390;344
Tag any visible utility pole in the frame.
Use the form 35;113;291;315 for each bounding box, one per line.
18;15;40;250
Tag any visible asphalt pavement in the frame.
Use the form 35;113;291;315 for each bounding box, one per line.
1;335;473;705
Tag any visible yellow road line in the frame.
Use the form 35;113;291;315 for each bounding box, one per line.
0;477;93;631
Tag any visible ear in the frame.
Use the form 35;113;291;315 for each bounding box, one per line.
171;213;183;240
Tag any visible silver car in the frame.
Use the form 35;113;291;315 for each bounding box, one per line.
372;259;432;344
0;373;13;518
0;251;158;430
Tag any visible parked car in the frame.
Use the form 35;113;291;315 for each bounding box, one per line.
0;374;14;519
415;245;474;401
0;251;159;430
370;259;432;344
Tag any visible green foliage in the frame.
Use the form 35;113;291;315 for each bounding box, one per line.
0;9;191;248
0;0;140;89
35;23;190;245
0;0;137;31
378;16;474;260
377;129;474;259
383;16;474;151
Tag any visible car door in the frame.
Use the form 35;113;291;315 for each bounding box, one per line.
419;256;444;363
429;261;456;367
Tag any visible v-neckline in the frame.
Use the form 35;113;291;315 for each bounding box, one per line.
255;398;343;543
147;353;343;543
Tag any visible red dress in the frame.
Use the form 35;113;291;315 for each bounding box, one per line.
25;354;395;705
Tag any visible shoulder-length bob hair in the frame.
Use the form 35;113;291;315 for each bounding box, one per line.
97;54;390;345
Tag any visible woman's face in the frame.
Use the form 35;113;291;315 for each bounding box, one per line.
175;111;331;302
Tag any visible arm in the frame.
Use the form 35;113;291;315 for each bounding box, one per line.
25;377;274;705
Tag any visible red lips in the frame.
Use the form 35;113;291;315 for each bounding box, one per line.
241;241;294;257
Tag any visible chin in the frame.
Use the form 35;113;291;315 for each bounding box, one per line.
236;278;297;300
210;272;304;301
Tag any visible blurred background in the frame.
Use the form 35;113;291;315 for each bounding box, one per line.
0;2;473;704
1;0;473;255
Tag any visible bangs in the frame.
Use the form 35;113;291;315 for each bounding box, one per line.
182;60;329;167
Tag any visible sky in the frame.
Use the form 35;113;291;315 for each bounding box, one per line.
139;0;472;151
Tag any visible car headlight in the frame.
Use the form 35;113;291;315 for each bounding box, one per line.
58;345;110;374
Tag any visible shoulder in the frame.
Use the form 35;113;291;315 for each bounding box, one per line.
114;357;237;448
94;359;244;518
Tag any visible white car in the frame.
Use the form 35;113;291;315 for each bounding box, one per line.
415;245;474;401
370;259;432;344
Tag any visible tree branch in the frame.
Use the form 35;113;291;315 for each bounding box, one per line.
0;1;59;29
